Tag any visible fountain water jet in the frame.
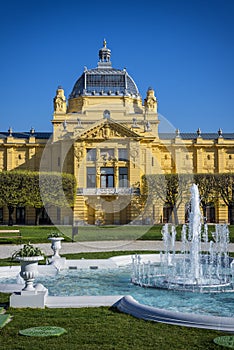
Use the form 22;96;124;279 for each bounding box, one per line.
132;184;234;292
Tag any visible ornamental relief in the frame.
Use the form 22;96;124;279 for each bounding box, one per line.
144;89;157;112
54;88;67;113
129;144;140;168
80;124;133;140
74;145;84;165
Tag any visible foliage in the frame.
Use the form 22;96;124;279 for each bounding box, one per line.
39;172;76;208
0;171;25;207
194;174;216;216
12;243;44;259
214;173;234;206
142;173;234;224
143;174;193;224
47;232;64;238
142;174;166;203
0;171;76;208
0;171;76;225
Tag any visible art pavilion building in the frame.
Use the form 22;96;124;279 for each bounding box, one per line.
0;41;234;226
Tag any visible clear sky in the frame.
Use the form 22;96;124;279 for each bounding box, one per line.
0;0;233;133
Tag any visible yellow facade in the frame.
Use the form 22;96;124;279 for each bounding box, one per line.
0;41;234;225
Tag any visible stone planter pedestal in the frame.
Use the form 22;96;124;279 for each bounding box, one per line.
10;256;48;308
19;256;44;291
48;237;64;259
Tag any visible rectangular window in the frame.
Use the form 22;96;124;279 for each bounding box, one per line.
39;207;51;225
86;149;96;161
101;167;114;188
57;208;61;222
16;207;25;225
100;148;114;161
119;167;128;187
87;167;96;188
118;149;128;161
163;205;173;224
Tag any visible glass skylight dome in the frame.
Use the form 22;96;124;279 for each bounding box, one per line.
69;40;140;98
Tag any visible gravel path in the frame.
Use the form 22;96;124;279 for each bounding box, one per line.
0;241;234;259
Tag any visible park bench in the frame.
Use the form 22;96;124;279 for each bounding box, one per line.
0;230;22;242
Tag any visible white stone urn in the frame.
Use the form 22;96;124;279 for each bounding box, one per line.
18;256;44;292
48;237;64;258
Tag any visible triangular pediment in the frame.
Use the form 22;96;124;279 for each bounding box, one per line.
74;119;141;140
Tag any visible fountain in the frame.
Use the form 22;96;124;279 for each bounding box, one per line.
132;184;234;292
0;184;234;329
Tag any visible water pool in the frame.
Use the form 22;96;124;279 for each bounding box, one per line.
1;266;234;318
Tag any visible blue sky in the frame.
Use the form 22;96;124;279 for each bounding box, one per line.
0;0;233;133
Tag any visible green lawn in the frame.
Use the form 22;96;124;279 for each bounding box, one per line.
0;293;225;350
0;224;234;244
0;226;72;244
0;251;158;267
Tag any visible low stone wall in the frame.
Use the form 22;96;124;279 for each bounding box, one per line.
116;295;234;332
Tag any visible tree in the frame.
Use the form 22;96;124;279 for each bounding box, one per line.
0;171;77;225
0;171;26;225
194;174;216;219
142;174;166;203
164;174;192;224
143;174;192;224
214;173;234;223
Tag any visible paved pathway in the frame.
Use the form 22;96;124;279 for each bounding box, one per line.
0;240;234;259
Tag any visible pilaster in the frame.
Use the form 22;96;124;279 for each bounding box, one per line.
6;147;14;171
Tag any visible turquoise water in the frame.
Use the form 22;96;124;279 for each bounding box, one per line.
1;266;234;317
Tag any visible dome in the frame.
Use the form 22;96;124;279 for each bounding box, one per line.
69;40;140;99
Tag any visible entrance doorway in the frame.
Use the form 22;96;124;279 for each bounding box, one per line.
102;200;114;225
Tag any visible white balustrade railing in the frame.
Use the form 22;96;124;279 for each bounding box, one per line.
77;187;136;195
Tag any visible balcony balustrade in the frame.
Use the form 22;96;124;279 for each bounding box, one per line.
77;187;139;195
